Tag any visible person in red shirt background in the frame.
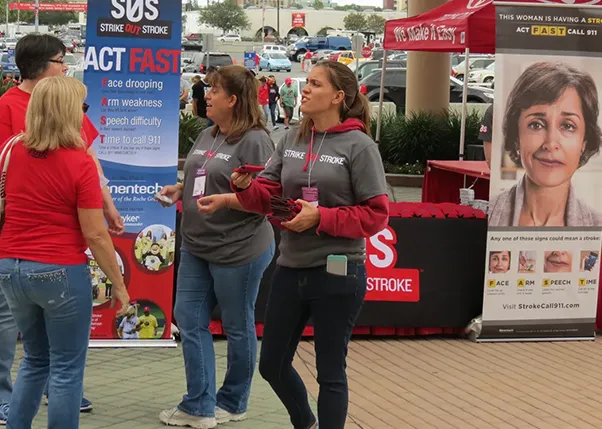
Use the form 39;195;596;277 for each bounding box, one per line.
0;33;123;421
257;76;270;125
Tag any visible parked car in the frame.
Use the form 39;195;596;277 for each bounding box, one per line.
262;44;287;55
371;48;385;60
182;52;233;73
4;38;17;50
337;51;360;66
63;53;80;67
359;68;494;112
218;34;241;42
0;52;19;78
348;59;406;81
287;36;351;62
328;51;343;62
468;62;495;88
312;49;333;63
276;77;305;123
452;56;495;81
259;52;292;72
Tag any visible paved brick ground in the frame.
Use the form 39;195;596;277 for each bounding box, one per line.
11;336;602;429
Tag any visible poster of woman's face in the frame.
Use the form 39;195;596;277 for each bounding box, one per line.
488;56;602;228
489;251;511;273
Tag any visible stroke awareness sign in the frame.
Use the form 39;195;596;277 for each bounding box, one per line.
83;0;181;345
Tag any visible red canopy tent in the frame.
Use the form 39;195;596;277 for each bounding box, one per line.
374;0;602;154
383;0;602;53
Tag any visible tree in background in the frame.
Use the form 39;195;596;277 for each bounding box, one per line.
343;12;366;32
198;0;250;35
317;26;334;36
0;0;76;27
366;14;386;34
312;0;324;10
334;4;362;11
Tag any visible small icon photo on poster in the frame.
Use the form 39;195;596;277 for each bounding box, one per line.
86;249;126;307
134;224;176;272
543;251;572;274
115;299;166;340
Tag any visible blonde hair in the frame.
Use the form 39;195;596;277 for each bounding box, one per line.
24;76;87;152
207;65;268;142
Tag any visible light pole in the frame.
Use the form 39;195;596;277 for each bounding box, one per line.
34;0;39;32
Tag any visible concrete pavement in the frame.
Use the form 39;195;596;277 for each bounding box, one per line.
12;336;602;429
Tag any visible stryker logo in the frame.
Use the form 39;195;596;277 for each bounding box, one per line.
111;0;159;22
365;226;420;302
122;214;141;223
108;183;162;195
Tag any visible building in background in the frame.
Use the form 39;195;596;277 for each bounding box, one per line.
383;0;406;11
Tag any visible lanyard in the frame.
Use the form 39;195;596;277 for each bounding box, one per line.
200;130;226;170
307;131;327;188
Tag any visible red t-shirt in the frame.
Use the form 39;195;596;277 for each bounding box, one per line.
0;140;103;264
258;84;269;105
0;86;99;149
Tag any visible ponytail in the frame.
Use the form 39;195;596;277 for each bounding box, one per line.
296;61;371;143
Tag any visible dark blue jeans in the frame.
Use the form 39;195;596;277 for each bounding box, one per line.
259;263;366;429
0;260;92;429
0;286;17;406
175;242;275;417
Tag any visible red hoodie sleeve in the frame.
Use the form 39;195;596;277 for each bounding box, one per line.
232;177;282;215
316;194;389;238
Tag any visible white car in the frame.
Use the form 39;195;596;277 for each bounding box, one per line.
5;38;17;49
468;62;495;88
262;44;287;55
277;78;305;123
218;34;241;42
452;56;494;81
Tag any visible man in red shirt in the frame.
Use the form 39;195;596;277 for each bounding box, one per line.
0;33;122;421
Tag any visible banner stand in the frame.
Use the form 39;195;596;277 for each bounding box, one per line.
479;2;602;342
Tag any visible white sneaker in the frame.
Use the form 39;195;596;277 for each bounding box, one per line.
215;407;247;424
159;407;217;428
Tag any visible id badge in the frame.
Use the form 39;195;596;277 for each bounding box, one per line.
192;168;207;199
302;186;319;207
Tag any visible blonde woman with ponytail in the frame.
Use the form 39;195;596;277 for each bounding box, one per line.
224;60;389;429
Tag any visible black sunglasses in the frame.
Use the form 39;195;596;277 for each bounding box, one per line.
83;103;89;113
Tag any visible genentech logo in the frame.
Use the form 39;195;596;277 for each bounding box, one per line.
365;226;420;302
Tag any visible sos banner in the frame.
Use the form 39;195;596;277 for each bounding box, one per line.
480;2;602;341
83;0;180;345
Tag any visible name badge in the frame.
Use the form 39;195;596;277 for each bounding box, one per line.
302;186;319;207
192;168;207;199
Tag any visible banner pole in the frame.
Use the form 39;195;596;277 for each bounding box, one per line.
459;47;469;163
375;50;387;144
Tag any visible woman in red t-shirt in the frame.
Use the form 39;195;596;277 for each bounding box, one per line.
257;76;270;124
0;76;129;429
0;33;120;420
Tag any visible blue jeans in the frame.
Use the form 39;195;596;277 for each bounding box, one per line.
0;260;92;429
175;242;275;417
0;287;18;405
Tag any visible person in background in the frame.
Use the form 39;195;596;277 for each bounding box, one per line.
156;65;275;429
119;306;139;340
280;77;297;130
136;306;159;339
267;75;280;130
227;61;389;429
258;76;270;124
479;103;493;168
0;33;124;421
180;73;191;110
254;53;260;73
0;76;129;429
192;66;216;128
303;51;313;73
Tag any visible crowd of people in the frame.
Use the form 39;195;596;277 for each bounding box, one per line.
0;33;389;429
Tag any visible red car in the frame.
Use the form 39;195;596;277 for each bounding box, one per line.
328;51;342;62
